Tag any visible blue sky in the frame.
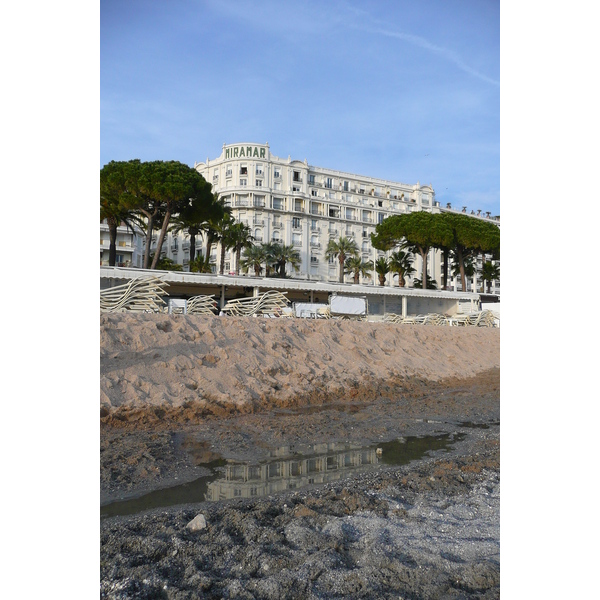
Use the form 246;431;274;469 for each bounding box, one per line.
101;0;500;215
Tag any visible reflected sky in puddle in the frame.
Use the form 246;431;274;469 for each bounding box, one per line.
101;433;465;519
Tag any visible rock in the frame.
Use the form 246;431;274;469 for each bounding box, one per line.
186;513;207;531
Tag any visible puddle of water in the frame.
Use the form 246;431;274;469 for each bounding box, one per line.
457;421;499;429
101;433;465;519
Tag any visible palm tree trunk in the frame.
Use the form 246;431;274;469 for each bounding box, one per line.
219;242;226;275
189;226;198;262
235;246;241;275
338;254;345;283
442;248;449;290
107;217;118;266
420;247;428;290
457;247;467;292
143;216;154;269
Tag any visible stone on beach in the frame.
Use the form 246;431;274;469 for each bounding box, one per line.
186;513;207;531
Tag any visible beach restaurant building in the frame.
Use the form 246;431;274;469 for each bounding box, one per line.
100;142;499;295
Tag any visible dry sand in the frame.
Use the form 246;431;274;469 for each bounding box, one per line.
100;312;499;419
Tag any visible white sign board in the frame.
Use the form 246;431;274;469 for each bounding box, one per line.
329;294;367;316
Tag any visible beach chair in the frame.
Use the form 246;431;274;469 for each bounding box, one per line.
421;313;449;326
187;294;219;315
383;313;404;324
222;290;290;317
100;276;169;313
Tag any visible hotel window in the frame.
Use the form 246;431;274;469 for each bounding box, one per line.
226;167;232;177
256;179;262;187
292;186;300;192
274;182;281;190
240;178;247;186
293;170;301;182
343;181;349;192
311;189;318;196
292;217;301;229
292;233;302;246
273;197;284;210
325;177;333;189
308;174;315;185
240;165;248;175
274;168;281;178
255;164;263;176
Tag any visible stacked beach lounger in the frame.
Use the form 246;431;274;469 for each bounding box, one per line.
187;295;219;315
384;310;497;327
221;290;291;317
100;276;169;313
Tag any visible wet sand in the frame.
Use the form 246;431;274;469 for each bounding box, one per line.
100;314;500;599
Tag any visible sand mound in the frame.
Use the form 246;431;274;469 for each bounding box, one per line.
100;313;499;415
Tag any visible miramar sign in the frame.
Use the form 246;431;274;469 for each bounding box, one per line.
224;145;267;159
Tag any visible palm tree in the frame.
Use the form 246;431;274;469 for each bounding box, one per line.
149;254;184;272
200;211;236;275
450;250;475;290
100;196;141;267
388;249;415;287
100;162;144;267
266;242;301;277
374;257;390;286
480;260;500;293
325;236;359;283
412;274;438;289
188;253;213;273
240;243;268;277
197;194;232;273
226;221;254;275
344;256;374;284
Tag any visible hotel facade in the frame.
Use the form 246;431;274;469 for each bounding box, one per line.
101;142;499;294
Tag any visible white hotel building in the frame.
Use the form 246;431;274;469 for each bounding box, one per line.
101;142;499;295
195;142;440;284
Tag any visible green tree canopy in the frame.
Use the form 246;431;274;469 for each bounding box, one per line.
108;159;214;269
100;161;144;266
440;213;500;292
371;212;452;289
170;188;222;263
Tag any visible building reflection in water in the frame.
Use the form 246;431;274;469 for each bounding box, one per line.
205;442;380;502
